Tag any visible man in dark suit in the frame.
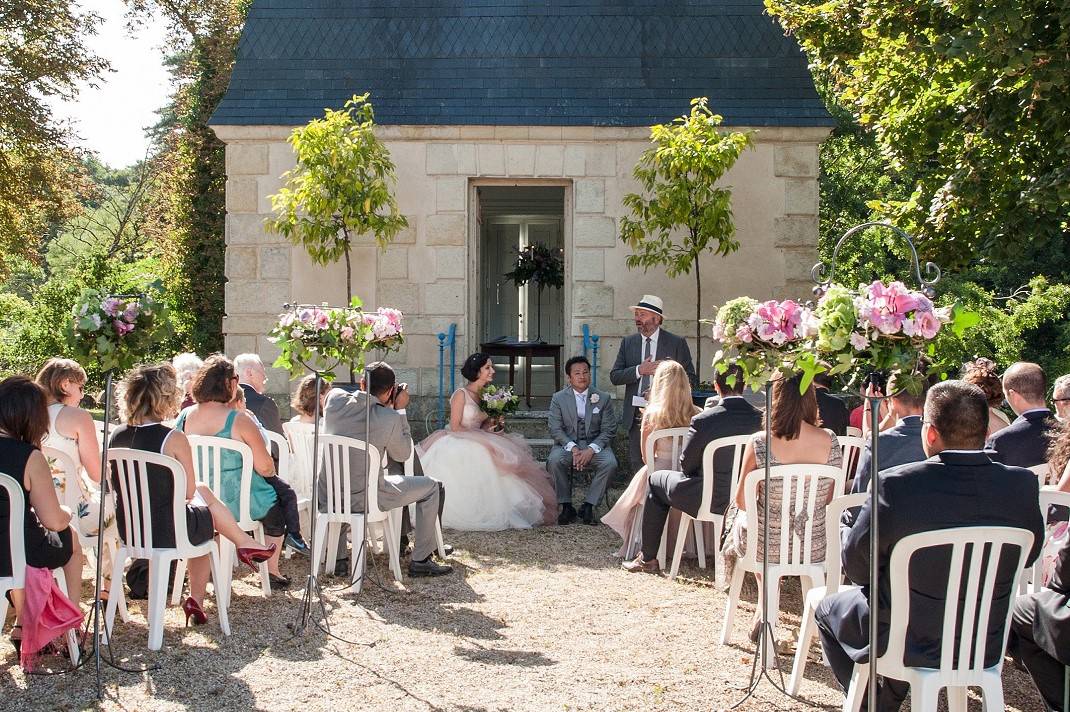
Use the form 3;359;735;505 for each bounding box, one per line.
816;380;1044;711
814;373;849;436
849;373;929;495
610;294;697;475
622;365;760;573
986;361;1055;468
235;353;285;435
1010;538;1070;711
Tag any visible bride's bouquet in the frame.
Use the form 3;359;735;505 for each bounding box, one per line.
479;384;520;417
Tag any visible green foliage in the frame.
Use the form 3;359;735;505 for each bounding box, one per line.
766;0;1070;269
268;93;408;303
619;97;753;371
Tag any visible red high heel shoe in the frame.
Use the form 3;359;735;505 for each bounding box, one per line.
236;543;277;571
181;597;208;626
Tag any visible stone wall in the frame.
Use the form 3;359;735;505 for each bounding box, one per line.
212;124;829;400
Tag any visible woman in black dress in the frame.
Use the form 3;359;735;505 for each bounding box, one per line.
111;363;275;626
0;376;84;655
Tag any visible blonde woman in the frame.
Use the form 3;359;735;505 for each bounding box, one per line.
603;361;700;558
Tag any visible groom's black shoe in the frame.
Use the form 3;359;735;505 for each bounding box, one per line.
558;503;577;525
579;502;596;525
408;556;453;577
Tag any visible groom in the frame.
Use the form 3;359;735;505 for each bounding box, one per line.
546;356;619;525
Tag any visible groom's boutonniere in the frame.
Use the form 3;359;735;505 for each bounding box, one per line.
589;393;600;405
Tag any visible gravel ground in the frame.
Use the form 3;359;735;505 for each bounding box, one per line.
1;524;1047;711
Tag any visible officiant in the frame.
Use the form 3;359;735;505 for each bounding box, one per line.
609;295;697;474
547;356;619;525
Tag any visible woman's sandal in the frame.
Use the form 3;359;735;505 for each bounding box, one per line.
9;624;21;657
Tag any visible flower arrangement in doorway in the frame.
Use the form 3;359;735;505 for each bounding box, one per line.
505;243;564;342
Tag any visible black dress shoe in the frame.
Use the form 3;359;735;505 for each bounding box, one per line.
408;557;453;577
269;573;291;589
558;503;577;525
579;502;596;525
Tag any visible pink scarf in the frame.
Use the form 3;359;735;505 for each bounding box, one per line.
20;566;83;669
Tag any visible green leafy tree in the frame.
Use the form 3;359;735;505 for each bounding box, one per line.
619;98;753;372
268;93;408;307
765;0;1070;270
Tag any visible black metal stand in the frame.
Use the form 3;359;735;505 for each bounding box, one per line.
865;394;882;712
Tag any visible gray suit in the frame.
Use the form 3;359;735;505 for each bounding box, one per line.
610;328;697;473
321;388;440;561
546;387;619;506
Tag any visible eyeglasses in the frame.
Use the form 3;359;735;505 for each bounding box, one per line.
1054;398;1070;403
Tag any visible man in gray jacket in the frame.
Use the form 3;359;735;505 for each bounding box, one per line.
546;356;619;525
321;362;451;577
610;295;697;474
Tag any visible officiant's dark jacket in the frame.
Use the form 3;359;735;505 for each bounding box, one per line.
610;329;696;427
828;450;1044;668
985;408;1056;469
677;397;762;516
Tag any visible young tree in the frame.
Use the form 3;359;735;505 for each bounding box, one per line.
268;93;408;308
619;98;752;373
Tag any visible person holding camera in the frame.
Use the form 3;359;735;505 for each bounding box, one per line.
321;361;451;577
417;353;556;531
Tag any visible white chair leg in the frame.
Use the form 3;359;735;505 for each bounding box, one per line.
146;556;171;651
844;662;868;712
694;520;706;569
349;514;366;594
789;595;819;695
910;675;940;712
946;686;967;712
711;520;723;584
208;546;231;637
325;522;341;571
311;515;330;579
719;566;745;645
762;578;782;669
657;520;668;569
435;517;446;558
217;537;235;610
171;559;187;606
105;548;127;635
254;525;271;599
51;571;80;664
979;674;1005;712
669;515;691;580
0;587;8;634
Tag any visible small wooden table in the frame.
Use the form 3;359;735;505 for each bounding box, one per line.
480;340;562;407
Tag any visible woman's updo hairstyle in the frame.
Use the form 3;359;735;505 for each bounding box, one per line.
461;352;491;383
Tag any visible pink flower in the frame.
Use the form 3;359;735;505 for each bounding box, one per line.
712;323;726;341
102;297;123;317
122;305;139;323
279;313;295;327
735;325;753;343
312;310;330;330
849;332;869;351
112;320;134;336
377;307;403;328
340;326;355;341
913;311;941;339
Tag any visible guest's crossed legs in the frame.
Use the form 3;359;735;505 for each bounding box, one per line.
546;446;617;507
640;469;702;561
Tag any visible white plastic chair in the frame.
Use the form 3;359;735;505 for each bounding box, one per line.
719;464;847;668
0;472;81;663
1019;488;1070;595
845;426;863;438
666;434;750;581
639;426;688;568
397;442;448;559
180;436;270;606
843;526;1034;712
283;421;315;502
837;435;867;489
265;428;309;534
788;491;868;694
1030;463;1051;488
314;435;403;592
104;449;230;651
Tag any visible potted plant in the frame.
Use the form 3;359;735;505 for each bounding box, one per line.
504;243;564;343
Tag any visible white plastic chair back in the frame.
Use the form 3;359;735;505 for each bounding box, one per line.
318;435;382;518
283;421;316;499
42;446;84;520
644;427;691;471
880;526;1033;682
845;426;863;438
0;471;27;597
837;435;867;485
697;434;751;521
739;464;846;571
1023;488;1070;592
1030;463;1051;487
186;435;256;529
264;430;292;482
822;492;867;592
107;448;197;557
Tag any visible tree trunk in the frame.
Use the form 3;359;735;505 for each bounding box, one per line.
344;240;355;382
694;264;702;385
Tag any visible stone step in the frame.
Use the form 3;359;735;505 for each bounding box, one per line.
525;438;555;463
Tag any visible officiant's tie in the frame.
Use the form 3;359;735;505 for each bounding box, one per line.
639;336;652;396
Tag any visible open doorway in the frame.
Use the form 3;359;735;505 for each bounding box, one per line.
477;186;565;345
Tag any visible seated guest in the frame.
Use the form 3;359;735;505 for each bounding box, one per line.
721;373;842;639
1010;536;1070;712
172;352;203;411
235;353;284;436
547;356;619;525
1053;374;1070;423
963;357;1011;437
290;374;326;424
622;364;761;573
175;355;289;587
850;372;929;495
602;361;700;559
814;373;849;437
322;362;450;577
0;376;84;656
986;361;1055;469
817;380;1044;711
111;363;275;626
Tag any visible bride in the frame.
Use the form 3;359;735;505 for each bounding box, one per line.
418;353;556;530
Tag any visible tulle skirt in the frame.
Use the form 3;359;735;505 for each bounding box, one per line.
417;429;556;531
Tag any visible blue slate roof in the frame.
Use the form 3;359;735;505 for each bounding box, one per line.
211;0;833;128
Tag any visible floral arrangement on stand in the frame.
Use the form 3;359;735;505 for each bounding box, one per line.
68;287;172;373
712;280;977;393
270;297;404;380
505;243;564;342
479;384;520;417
